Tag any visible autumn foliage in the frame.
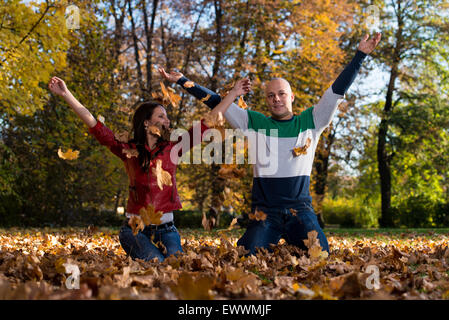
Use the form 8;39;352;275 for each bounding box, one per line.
1;228;449;300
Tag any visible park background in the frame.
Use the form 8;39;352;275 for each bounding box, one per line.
1;0;449;230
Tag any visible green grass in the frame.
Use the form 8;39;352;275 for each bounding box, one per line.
324;227;449;237
1;226;449;239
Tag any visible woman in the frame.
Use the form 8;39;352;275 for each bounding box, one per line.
48;76;250;262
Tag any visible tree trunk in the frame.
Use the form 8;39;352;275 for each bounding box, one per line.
377;0;403;227
141;0;158;96
208;0;225;228
127;0;145;96
377;67;398;227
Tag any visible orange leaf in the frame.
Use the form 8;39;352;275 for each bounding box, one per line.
128;215;144;235
183;81;195;88
238;96;248;109
293;138;311;157
248;208;267;221
139;204;163;225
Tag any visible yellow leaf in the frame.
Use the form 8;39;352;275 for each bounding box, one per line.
238;96;248;109
57;148;79;160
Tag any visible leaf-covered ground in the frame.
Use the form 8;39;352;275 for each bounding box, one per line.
1;227;449;300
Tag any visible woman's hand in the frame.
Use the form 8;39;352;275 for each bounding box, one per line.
158;67;183;83
230;78;251;97
48;76;70;97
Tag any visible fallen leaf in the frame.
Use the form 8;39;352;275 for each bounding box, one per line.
170;272;215;300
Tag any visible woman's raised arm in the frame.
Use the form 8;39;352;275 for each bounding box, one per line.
48;76;97;128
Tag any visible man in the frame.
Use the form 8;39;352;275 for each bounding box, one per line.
160;33;381;255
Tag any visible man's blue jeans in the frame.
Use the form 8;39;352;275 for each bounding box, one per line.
237;202;329;255
119;220;183;262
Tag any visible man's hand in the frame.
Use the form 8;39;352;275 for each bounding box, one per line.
158;67;183;83
358;32;382;55
230;78;251;97
48;76;70;97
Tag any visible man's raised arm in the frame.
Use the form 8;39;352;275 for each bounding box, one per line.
313;33;382;131
158;68;221;109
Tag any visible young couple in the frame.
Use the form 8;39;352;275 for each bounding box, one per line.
48;33;381;262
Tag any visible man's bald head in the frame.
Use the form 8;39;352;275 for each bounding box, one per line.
265;78;294;120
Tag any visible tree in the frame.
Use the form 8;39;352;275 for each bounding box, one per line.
371;0;449;226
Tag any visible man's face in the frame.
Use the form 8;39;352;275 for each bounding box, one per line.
265;79;294;120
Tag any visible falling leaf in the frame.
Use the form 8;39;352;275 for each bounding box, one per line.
227;218;238;231
114;131;129;143
293;138;311;157
58;148;79;160
218;164;245;179
122;148;139;158
119;106;132;114
139;204;163;225
289;208;297;216
183;81;195;88
152;159;172;190
128;215;144;235
203;111;225;128
147;125;161;137
248;208;267;221
160;81;170;99
157;82;182;108
238;96;248;109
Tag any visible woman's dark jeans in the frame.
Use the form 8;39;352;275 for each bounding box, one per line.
119;220;183;262
237;202;329;255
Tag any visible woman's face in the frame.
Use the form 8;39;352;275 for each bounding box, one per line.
149;106;170;129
